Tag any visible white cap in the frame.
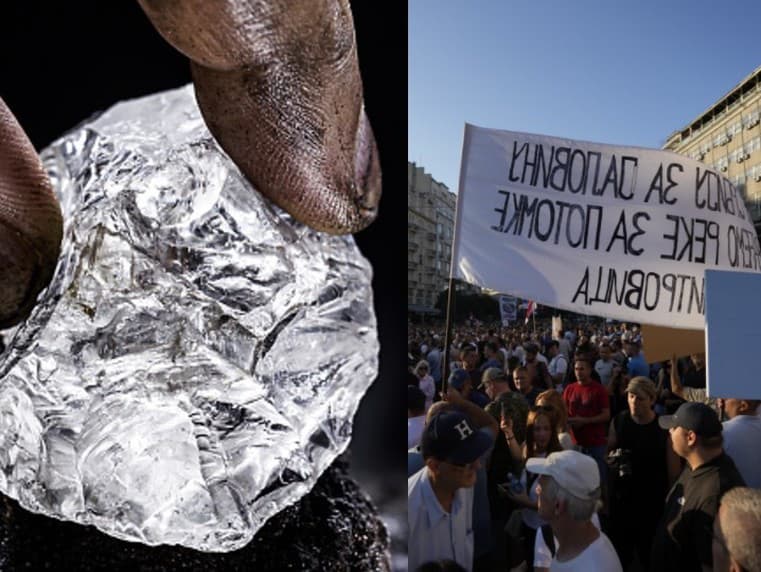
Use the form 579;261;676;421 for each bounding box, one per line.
526;450;600;499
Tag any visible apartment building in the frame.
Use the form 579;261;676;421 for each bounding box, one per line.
408;162;457;315
664;65;761;233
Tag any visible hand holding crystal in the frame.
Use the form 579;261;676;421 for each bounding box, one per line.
0;0;380;328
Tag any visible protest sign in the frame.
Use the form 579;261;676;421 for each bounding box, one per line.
499;294;517;326
640;324;704;364
552;316;563;337
705;269;761;398
453;124;761;330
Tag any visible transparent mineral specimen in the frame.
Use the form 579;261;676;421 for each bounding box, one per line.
0;85;379;552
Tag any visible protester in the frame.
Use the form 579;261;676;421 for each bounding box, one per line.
535;389;575;450
651;402;746;571
712;487;761;572
513;365;542;407
523;342;552;390
606;377;681;569
623;339;649;378
530;450;622;571
408;394;498;571
547;340;569;390
669;354;714;408
408;385;427;449
426;336;444;393
501;407;563;570
594;342;615;387
563;357;611;484
448;368;490;408
719;397;761;488
415;360;436;412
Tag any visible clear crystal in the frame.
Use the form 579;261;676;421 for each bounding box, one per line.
0;85;378;552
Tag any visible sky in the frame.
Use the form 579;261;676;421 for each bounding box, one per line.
409;0;761;194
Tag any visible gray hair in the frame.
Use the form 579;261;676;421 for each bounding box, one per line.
543;476;601;522
721;487;761;572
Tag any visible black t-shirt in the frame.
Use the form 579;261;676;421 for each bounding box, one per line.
682;365;706;389
611;412;669;518
650;452;745;572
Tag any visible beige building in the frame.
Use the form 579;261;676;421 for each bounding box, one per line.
408;162;457;314
664;65;761;233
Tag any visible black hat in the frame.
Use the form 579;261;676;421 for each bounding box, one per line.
421;411;493;464
658;402;722;437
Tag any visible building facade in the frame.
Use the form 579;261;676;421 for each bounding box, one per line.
408;162;457;315
664;65;761;235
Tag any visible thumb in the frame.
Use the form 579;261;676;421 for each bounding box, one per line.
0;98;63;327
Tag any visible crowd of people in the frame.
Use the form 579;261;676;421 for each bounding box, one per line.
407;317;761;571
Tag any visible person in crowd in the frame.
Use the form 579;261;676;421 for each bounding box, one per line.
535;389;575;450
479;341;502;373
408;385;427;449
513;365;543;408
523;342;552;391
718;397;761;488
607;362;631;419
563;357;610;485
606;377;681;570
651;402;746;571
501;407;564;570
610;338;627;368
669;354;714;408
414;360;436;412
594;342;615;387
426;335;444;393
712;487;761;572
408;390;498;572
448;368;490;408
556;330;572;360
680;352;707;389
623;339;649;379
547;340;569;391
460;346;482;389
530;450;622;571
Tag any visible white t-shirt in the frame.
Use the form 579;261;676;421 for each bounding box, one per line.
549;354;568;381
534;513;604;570
418;375;436;412
549;531;621;571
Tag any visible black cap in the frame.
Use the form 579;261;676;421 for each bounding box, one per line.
420;411;494;464
658;402;722;437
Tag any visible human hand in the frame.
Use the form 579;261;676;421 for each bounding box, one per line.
500;415;514;436
0;1;380;328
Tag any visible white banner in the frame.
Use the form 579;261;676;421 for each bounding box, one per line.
499;295;517;326
453;124;761;330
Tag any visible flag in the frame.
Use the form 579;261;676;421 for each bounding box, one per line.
525;300;535;325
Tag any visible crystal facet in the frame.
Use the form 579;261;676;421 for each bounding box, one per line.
0;85;379;552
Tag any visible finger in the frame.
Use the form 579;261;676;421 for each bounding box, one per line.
137;0;381;235
0;99;63;327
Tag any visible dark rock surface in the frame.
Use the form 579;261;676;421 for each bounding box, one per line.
0;458;389;571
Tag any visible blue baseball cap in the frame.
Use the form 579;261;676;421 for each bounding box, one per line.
448;368;470;391
421;411;494;464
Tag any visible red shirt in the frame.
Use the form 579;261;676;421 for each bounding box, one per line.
562;381;609;447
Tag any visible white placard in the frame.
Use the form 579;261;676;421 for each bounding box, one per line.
499;295;517;326
453;124;761;330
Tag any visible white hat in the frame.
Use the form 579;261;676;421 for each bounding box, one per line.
526;450;600;499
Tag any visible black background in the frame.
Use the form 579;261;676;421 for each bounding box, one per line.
0;3;405;493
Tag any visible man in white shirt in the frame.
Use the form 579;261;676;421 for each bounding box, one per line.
408;408;496;571
529;450;622;571
547;341;568;390
719;398;761;488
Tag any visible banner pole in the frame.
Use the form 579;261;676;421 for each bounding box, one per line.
443;123;472;394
